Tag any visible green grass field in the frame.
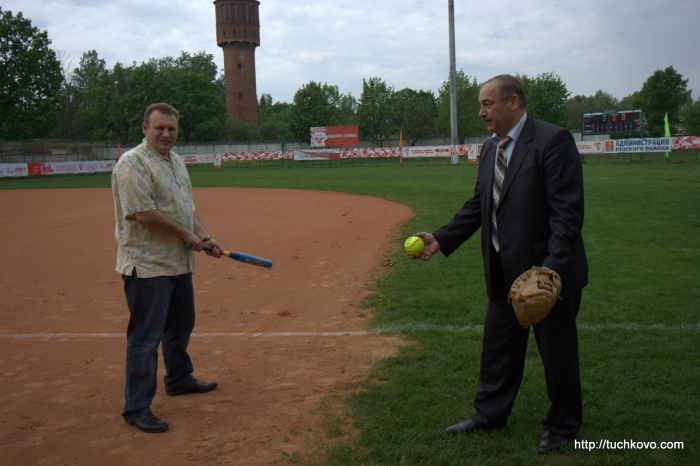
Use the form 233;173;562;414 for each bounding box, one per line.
2;158;698;465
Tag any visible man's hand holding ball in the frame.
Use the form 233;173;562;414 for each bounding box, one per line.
404;236;424;255
404;232;440;260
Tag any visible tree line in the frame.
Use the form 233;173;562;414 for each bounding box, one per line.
2;7;699;145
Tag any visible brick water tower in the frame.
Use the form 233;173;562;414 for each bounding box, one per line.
213;0;260;125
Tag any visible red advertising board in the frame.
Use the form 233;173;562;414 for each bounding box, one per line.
310;126;359;147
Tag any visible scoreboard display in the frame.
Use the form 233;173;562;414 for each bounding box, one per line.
582;109;642;134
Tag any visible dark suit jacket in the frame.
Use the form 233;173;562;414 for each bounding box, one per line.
433;116;588;299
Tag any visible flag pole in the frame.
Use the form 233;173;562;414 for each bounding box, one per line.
448;0;459;165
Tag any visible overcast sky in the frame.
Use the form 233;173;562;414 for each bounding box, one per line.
4;0;699;104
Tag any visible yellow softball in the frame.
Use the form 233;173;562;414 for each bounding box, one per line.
404;236;424;255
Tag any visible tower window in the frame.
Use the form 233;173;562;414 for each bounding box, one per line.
219;5;226;22
238;92;244;100
230;4;236;22
237;62;242;70
242;4;247;22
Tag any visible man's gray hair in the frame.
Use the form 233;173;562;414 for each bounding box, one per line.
482;75;527;108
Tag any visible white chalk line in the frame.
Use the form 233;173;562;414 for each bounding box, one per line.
0;322;697;339
0;331;370;339
379;322;700;332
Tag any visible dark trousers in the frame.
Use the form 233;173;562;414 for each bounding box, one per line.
121;270;197;422
472;248;582;437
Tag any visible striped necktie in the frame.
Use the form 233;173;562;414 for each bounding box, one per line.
491;136;512;252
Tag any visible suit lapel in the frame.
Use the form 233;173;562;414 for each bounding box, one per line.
500;117;533;199
482;139;497;212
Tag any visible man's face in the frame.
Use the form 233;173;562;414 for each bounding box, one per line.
142;110;178;156
478;82;518;138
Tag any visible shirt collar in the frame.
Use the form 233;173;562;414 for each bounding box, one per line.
491;112;528;145
143;138;171;161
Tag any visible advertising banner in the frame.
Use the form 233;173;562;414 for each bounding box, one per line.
26;161;114;176
3;135;700;178
310;126;359;147
605;138;671;153
671;135;700;150
182;154;215;164
403;146;452;158
0;163;29;177
293;150;341;161
81;160;116;173
576;140;605;154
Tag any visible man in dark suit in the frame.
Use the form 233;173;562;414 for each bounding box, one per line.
414;74;588;454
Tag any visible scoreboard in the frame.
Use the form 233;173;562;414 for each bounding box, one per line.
582;109;642;134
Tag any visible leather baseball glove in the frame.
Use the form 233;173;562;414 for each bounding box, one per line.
508;266;562;328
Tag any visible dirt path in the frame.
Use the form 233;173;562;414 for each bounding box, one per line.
0;187;412;465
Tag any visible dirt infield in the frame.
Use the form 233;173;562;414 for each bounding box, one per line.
0;187;412;465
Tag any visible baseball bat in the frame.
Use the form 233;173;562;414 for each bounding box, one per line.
209;247;273;268
185;243;273;268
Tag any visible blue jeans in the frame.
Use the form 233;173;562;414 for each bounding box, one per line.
121;269;197;422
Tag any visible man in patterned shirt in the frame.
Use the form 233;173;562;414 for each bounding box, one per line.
112;103;223;433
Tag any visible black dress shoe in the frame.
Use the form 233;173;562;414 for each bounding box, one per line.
130;413;169;433
445;418;505;433
167;379;218;396
538;431;571;454
445;419;479;433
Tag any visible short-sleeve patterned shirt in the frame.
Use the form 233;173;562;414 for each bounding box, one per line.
112;139;196;278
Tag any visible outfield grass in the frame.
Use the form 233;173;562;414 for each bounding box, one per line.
2;159;698;465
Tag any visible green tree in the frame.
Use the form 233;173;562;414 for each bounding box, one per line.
214;72;226;106
436;71;482;142
73;50;114;140
289;81;343;142
123;55;226;143
54;53;81;139
259;93;273;109
565;95;587;132
356;77;394;146
258;93;292;140
618;90;643;110
109;62;131;143
636;66;692;136
338;93;358;126
681;97;700;135
55;54;130;141
0;8;63;139
520;71;570;128
123;60;162;142
174;51;219;82
225;118;260;142
168;70;226;142
391;88;437;145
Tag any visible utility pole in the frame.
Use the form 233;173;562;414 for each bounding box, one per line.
448;0;459;165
